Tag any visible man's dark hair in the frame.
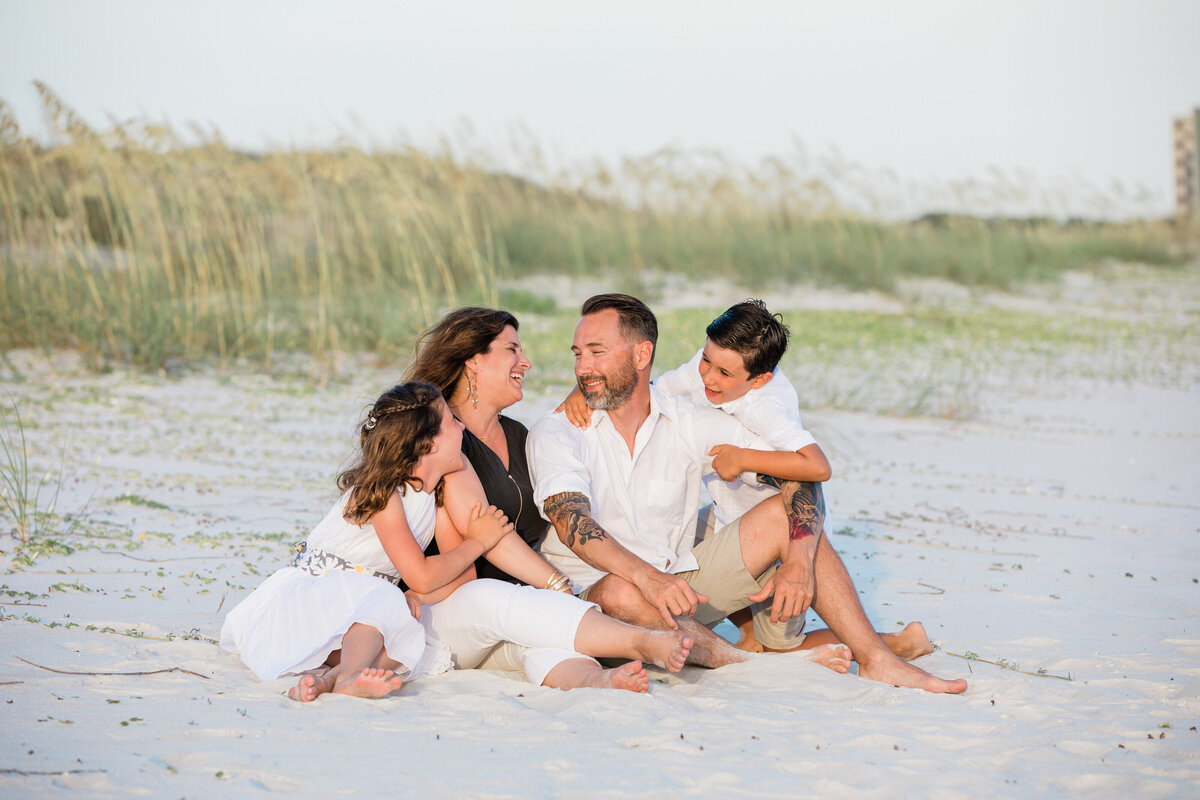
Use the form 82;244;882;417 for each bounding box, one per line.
580;293;658;366
705;299;789;377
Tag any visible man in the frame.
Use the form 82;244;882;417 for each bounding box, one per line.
528;293;966;693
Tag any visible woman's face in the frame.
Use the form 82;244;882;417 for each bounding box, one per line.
470;325;531;410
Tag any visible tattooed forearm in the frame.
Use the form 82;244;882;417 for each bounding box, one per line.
757;475;826;542
543;491;609;549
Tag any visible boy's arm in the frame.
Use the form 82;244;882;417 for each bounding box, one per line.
542;491;706;629
553;385;594;429
707;442;831;483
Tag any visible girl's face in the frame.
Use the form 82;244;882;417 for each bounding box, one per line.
424;399;465;476
469;325;531;410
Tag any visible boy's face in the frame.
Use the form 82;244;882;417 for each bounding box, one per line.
697;340;771;405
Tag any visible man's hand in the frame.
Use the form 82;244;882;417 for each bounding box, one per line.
748;548;815;623
633;567;710;629
707;444;745;482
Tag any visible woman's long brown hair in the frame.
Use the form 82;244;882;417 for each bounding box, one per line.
337;381;444;524
405;307;519;402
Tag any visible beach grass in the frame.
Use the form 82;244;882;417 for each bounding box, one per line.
0;85;1193;372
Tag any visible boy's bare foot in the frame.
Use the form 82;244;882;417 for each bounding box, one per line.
602;661;650;693
859;655;967;694
333;667;405;698
287;672;332;703
808;643;852;674
639;631;693;673
730;608;764;653
890;622;935;661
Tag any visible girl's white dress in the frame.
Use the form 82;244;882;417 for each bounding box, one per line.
219;487;454;681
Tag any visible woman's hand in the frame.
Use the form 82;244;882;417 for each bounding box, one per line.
464;502;515;551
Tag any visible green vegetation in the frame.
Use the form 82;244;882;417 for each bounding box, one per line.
1;85;1191;370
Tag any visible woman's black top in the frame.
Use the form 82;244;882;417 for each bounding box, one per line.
417;415;549;586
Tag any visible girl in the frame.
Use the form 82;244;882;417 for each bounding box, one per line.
220;381;692;700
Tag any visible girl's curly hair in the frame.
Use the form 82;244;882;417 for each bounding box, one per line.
337;381;445;524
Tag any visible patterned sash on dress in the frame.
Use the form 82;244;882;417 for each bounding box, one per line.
290;541;401;586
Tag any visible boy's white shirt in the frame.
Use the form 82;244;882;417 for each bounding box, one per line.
654;348;819;530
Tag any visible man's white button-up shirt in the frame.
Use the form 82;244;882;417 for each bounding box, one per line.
528;385;766;591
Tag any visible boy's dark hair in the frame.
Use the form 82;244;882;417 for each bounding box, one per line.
580;293;658;366
705;299;789;377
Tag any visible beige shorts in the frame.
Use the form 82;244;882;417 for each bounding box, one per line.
690;506;806;650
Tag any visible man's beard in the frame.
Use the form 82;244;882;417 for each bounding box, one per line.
577;356;637;411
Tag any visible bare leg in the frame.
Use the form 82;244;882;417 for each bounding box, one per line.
291;623;406;700
571;608;692;673
542;657;650;693
586;576;749;669
728;607;764;653
806;536;966;693
785;622;934;661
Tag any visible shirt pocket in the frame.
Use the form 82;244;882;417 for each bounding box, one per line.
640;477;688;539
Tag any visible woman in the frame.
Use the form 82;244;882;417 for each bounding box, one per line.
406;308;546;585
219;382;691;700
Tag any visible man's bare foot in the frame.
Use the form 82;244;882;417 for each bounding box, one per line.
888;622;935;661
333;667;405;698
287;672;332;702
601;661;650;693
808;643;852;674
859;654;967;694
638;631;693;673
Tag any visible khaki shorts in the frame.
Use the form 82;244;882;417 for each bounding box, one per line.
580;511;806;651
686;506;806;652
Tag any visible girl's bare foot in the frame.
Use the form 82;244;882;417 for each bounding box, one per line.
808;643;852;674
890;622;935;661
287;672;332;703
639;631;693;673
859;655;967;694
602;661;650;693
333;667;405;698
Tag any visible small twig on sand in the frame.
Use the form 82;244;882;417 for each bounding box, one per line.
215;592;227;614
100;550;223;563
0;601;46;606
16;655;210;680
1;768;107;776
899;582;945;595
942;650;1074;681
0;681;24;686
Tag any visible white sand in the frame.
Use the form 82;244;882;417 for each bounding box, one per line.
2;285;1199;796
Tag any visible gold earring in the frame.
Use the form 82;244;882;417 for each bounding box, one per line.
467;371;478;409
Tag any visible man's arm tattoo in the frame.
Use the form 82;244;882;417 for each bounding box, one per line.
757;475;826;542
543;491;609;549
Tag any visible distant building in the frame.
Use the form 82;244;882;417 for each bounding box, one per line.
1175;109;1200;221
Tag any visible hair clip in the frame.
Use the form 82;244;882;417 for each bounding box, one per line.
365;415;378;430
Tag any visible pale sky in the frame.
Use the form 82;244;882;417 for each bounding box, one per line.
1;1;1197;217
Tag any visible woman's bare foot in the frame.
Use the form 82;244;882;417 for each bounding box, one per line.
638;630;693;673
287;672;332;703
887;622;935;661
859;654;967;694
602;661;650;693
808;643;852;674
333;667;405;698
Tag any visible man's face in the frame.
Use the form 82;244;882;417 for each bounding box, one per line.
572;309;639;411
697;339;760;405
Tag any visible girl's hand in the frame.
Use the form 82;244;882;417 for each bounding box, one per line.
708;444;745;481
465;503;515;551
403;591;422;620
554;386;593;429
